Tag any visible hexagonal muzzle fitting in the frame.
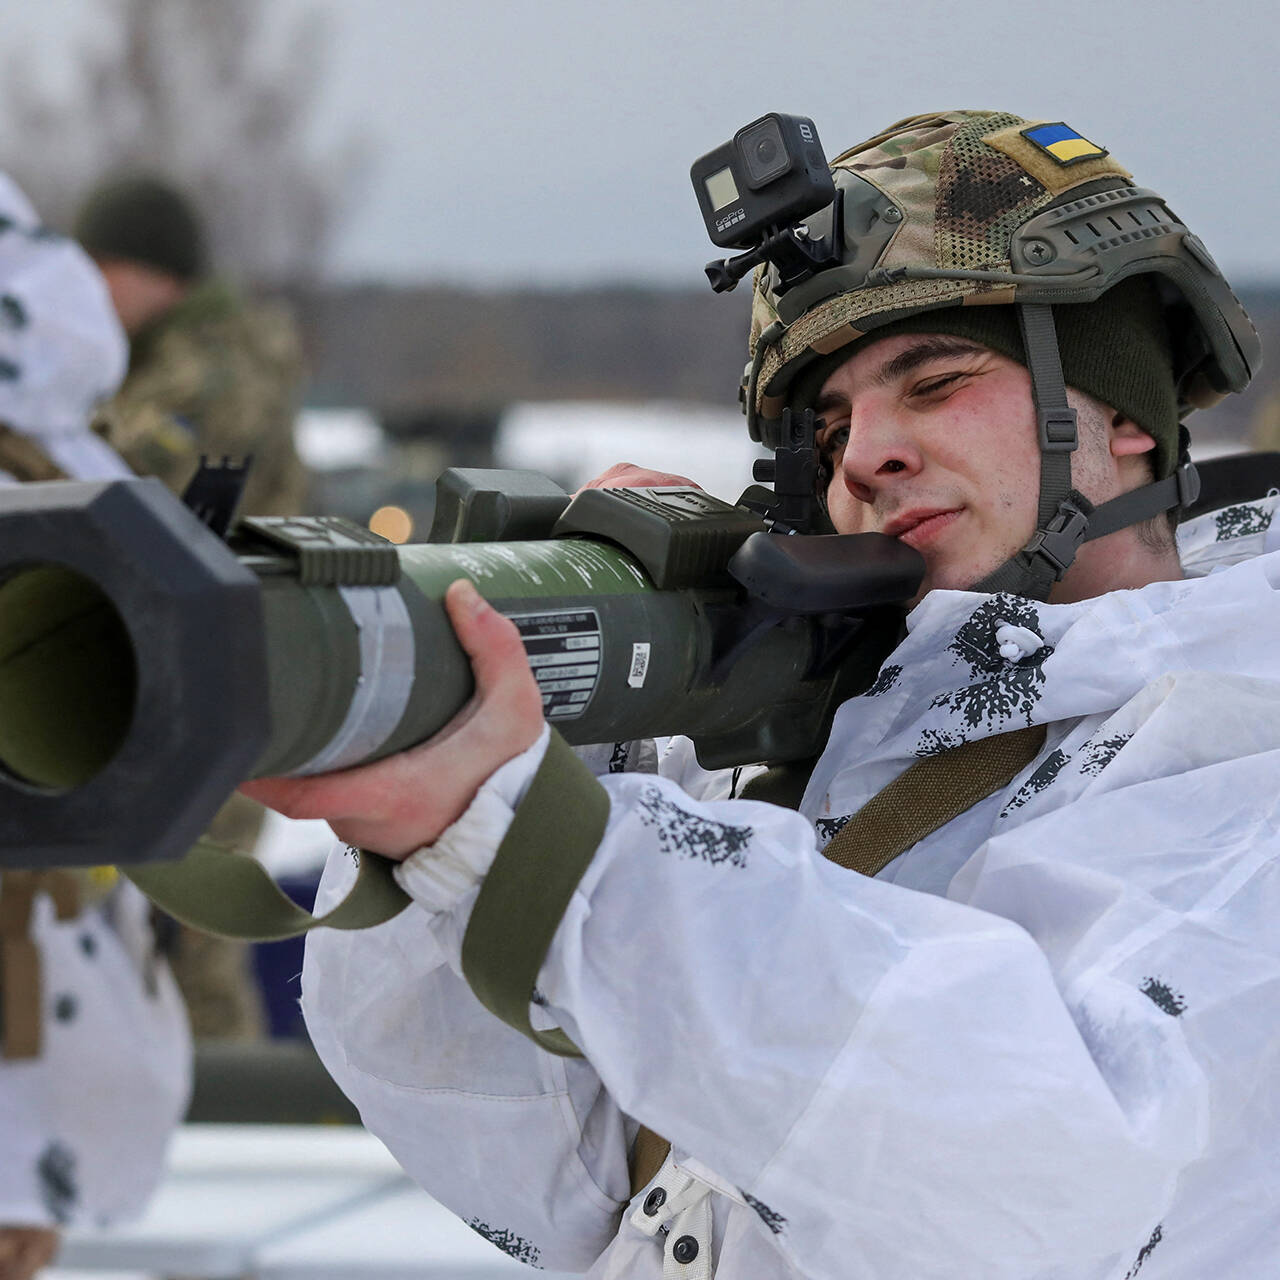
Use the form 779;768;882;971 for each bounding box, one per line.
0;478;268;868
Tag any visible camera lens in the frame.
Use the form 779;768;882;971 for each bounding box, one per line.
754;137;779;168
738;117;792;189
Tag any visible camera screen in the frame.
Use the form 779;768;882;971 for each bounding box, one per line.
704;166;740;212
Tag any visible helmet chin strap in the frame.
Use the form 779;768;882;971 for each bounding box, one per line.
970;303;1199;602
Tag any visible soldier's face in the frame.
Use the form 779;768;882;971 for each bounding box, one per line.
816;333;1112;603
93;258;186;336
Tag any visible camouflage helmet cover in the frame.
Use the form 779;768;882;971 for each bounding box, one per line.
747;109;1260;443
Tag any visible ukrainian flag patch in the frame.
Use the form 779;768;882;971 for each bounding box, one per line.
1020;122;1108;166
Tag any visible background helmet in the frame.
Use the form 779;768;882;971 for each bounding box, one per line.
74;175;207;281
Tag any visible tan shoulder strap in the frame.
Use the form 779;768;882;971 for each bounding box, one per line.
820;724;1047;876
0;870;81;1059
628;723;1047;1195
0;424;69;483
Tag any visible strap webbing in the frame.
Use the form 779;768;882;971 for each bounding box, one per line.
0;870;80;1059
460;729;610;1057
0;425;69;483
736;756;818;809
628;722;1047;1194
1082;461;1200;541
123;731;606;952
971;304;1080;601
124;838;410;942
630;1125;675;1197
1019;303;1078;530
820;724;1047;875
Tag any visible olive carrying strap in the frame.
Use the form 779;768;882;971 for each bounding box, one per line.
119;731;604;947
123;837;411;942
628;720;1048;1195
460;731;611;1056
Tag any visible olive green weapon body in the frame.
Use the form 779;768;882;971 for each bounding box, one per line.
0;470;922;870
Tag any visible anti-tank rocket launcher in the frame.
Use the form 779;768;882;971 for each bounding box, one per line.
0;461;923;873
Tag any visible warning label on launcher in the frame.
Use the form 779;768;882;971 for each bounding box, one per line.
510;609;602;720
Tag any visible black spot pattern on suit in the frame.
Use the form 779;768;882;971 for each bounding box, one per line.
1214;503;1272;541
1080;733;1132;777
37;1141;79;1224
637;786;751;868
0;294;27;328
815;815;851;843
999;748;1069;816
924;597;1051;746
1124;1224;1163;1278
862;664;903;698
1140;978;1186;1017
466;1219;542;1266
742;1190;787;1234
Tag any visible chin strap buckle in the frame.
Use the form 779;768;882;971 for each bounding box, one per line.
1038;407;1079;452
1175;459;1201;509
1025;498;1091;579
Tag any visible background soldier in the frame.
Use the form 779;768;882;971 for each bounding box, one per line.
74;174;310;1039
73;174;307;517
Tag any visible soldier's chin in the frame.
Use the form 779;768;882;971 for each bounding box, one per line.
911;556;993;605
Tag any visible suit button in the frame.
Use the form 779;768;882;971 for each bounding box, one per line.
673;1235;699;1264
643;1186;667;1215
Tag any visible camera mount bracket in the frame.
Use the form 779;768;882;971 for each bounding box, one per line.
705;187;845;295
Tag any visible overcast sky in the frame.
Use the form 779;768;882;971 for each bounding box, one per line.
9;0;1280;287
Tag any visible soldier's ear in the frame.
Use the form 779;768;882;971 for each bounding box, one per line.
1108;412;1157;459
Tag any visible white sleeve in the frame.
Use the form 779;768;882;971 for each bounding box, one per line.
0;882;191;1228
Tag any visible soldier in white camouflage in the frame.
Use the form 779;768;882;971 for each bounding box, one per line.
270;109;1280;1280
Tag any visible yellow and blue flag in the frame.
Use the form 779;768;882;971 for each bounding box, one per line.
1020;122;1108;166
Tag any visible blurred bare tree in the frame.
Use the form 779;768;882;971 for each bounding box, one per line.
0;0;366;284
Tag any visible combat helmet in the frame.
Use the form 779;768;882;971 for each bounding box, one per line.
744;110;1262;600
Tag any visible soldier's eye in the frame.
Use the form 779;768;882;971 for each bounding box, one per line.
913;372;965;397
817;424;850;457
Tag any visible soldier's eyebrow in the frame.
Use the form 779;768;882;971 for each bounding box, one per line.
813;338;990;417
872;337;989;386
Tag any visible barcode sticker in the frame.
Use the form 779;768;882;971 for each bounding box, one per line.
628;642;651;689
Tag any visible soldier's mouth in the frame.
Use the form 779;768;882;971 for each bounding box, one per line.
884;508;963;549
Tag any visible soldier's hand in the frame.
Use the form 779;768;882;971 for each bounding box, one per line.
0;1226;60;1280
578;462;703;491
241;579;544;858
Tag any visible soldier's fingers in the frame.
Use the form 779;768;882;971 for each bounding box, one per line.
577;462;701;492
443;581;543;727
240;584;544;847
577;462;644;490
0;1227;59;1280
